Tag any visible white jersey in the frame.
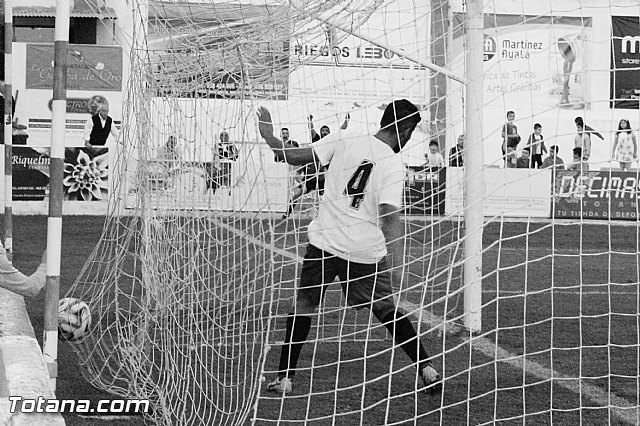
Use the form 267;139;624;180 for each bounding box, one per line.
308;131;405;264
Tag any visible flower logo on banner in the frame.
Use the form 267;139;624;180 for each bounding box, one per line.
63;149;109;201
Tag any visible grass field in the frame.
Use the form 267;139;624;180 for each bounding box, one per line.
8;215;640;425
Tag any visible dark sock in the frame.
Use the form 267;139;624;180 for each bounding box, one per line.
278;314;312;378
283;202;293;217
381;311;430;371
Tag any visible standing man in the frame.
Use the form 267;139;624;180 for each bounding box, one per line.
308;113;350;142
257;100;441;396
84;104;119;150
449;133;465;167
216;131;238;190
205;130;239;194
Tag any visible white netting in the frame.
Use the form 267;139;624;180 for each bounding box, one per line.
64;0;640;425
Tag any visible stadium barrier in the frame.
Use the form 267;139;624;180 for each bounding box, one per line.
0;289;64;425
2;161;639;221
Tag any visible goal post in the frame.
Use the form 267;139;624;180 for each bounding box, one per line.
463;0;484;333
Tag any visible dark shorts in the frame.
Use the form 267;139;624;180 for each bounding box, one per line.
303;175;325;194
297;244;396;319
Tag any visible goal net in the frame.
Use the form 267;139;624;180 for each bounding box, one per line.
63;0;640;425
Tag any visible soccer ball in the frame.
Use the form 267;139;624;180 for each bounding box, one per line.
58;298;92;341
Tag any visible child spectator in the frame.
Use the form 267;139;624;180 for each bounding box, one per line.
574;122;591;162
574;117;604;141
516;147;531;168
612;118;637;171
501;110;521;165
449;134;464;167
542;145;564;169
566;147;589;172
423;140;444;169
526;123;547;168
505;146;518;168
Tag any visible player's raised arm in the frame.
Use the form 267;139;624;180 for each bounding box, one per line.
257;107;316;166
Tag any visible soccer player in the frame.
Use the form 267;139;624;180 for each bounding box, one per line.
0;242;47;297
257;100;441;396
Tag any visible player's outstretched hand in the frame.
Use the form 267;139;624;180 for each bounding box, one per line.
257;107;274;140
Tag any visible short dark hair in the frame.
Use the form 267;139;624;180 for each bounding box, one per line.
573;147;582;156
507;110;515;116
574;117;584;126
550;145;558;153
522;147;530;153
281;127;289;132
534;123;542;129
429;140;438;147
380;99;421;131
320;125;330;132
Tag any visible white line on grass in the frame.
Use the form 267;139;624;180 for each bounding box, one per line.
210;218;639;425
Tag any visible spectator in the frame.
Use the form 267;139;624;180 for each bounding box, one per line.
217;131;238;188
274;128;300;163
501;110;521;165
574;117;604;141
151;135;182;190
505;146;518;168
423;140;444;169
204;131;238;194
157;135;181;163
566;147;589;172
0;81;17;145
612;118;637;172
308;113;350;142
84;104;119;150
542;145;565;169
526;123;547;168
449;134;464;167
574;121;591;162
516;147;531;168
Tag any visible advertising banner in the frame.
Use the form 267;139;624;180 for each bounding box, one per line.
610;16;640;109
288;2;430;103
451;14;593;110
26;44;123;91
552;170;639;220
12;147;50;201
445;167;552;218
147;2;289;99
404;166;446;216
11;43;123;147
12;147;109;202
